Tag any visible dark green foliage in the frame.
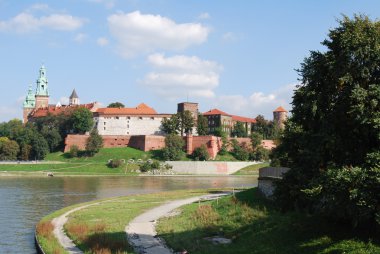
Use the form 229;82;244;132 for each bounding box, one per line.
41;126;62;152
0;137;20;160
107;102;125;108
19;144;32;161
273;15;380;228
161;115;179;135
250;146;270;161
69;145;79;158
250;132;262;150
192;144;210;161
85;129;103;156
31;133;49;160
231;121;247;137
107;159;125;168
71;108;94;134
162;134;185;161
212;127;226;137
197;114;208;136
230;139;249;161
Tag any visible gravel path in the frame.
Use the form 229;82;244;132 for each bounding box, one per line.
125;193;229;254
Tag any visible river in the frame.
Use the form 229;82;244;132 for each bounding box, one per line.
0;175;257;253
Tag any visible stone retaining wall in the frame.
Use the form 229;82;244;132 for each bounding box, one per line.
258;167;289;198
166;161;258;175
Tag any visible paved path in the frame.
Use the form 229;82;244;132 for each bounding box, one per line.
125;193;229;254
52;203;100;254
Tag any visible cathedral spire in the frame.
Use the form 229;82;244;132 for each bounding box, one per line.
36;65;49;96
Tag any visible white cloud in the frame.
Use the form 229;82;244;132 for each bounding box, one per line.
0;12;85;33
74;33;87;43
142;53;222;99
108;11;210;58
214;83;296;119
97;37;109;46
198;12;210;20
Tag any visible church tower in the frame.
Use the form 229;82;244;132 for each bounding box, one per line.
69;89;80;105
35;65;49;108
23;84;36;123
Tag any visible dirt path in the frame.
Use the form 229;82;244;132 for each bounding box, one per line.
125;193;229;254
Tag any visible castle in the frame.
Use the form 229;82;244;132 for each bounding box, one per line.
23;65;287;156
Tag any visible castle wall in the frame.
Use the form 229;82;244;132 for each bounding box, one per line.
95;116;165;136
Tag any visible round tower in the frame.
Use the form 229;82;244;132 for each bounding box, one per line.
273;106;288;130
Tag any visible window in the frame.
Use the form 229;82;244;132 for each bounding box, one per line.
127;116;131;120
104;122;106;125
150;117;154;120
104;127;106;130
115;116;119;120
127;124;129;128
139;117;143;120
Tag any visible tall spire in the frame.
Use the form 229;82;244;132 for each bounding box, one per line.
23;84;35;108
36;65;49;96
69;89;80;105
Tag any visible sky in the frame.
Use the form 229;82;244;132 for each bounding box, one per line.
1;0;380;122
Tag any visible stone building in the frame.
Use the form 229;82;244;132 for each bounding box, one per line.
202;108;256;136
273;106;288;129
94;104;172;136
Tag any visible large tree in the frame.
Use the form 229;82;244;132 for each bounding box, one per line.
273;15;380;227
197;114;208;136
231;122;247;137
85;129;103;156
178;110;194;136
162;134;185;161
71;108;94;134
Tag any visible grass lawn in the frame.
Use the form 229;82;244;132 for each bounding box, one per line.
233;162;269;175
156;188;380;254
45;147;154;163
214;152;238;161
43;189;213;254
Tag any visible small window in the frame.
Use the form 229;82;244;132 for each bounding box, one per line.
116;116;119;120
104;122;106;125
127;131;129;134
104;127;106;130
127;124;129;128
139;117;143;120
127;116;131;120
151;117;154;120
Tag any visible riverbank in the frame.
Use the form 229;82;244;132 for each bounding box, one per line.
37;188;380;254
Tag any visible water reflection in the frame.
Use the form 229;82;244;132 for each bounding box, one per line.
0;175;257;253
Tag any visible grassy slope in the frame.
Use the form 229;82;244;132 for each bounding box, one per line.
62;189;212;254
233;162;269;175
157;188;380;254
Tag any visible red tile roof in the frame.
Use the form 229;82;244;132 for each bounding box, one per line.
231;115;257;123
273;106;287;112
96;103;157;115
30;103;97;118
203;108;231;116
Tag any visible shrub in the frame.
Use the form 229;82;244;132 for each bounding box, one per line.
107;159;124;168
231;139;249;161
192;144;210;161
69;145;79;158
162;134;185;161
86;129;103;156
140;161;152;172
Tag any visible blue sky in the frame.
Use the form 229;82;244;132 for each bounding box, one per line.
1;0;380;122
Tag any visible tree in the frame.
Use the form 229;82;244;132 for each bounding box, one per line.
71;108;94;134
107;102;125;108
192;144;210;161
19;144;32;161
178;110;194;136
250;132;262;150
0;137;20;160
86;129;103;156
231;122;247;137
230;139;249;161
197;114;208;135
41;126;62;152
162;134;185;161
161;115;179;135
31;134;49;160
273;15;380;227
253;115;277;139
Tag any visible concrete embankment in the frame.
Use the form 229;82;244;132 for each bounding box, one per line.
166;161;258;175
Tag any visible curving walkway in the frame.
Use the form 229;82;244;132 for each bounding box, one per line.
125;193;229;254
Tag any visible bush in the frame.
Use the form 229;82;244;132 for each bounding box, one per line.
69;145;79;158
231;139;249;161
192;144;210;161
86;129;103;156
250;146;270;161
162;134;185;161
107;159;124;168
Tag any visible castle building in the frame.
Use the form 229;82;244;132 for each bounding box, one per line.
94;104;172;136
203;108;256;136
273;106;288;129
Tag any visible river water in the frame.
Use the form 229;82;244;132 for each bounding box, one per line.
0;175;257;253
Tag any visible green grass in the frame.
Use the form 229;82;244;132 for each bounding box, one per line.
214;152;238;161
156;188;380;254
45;147;154;163
59;189;214;254
233;162;269;175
